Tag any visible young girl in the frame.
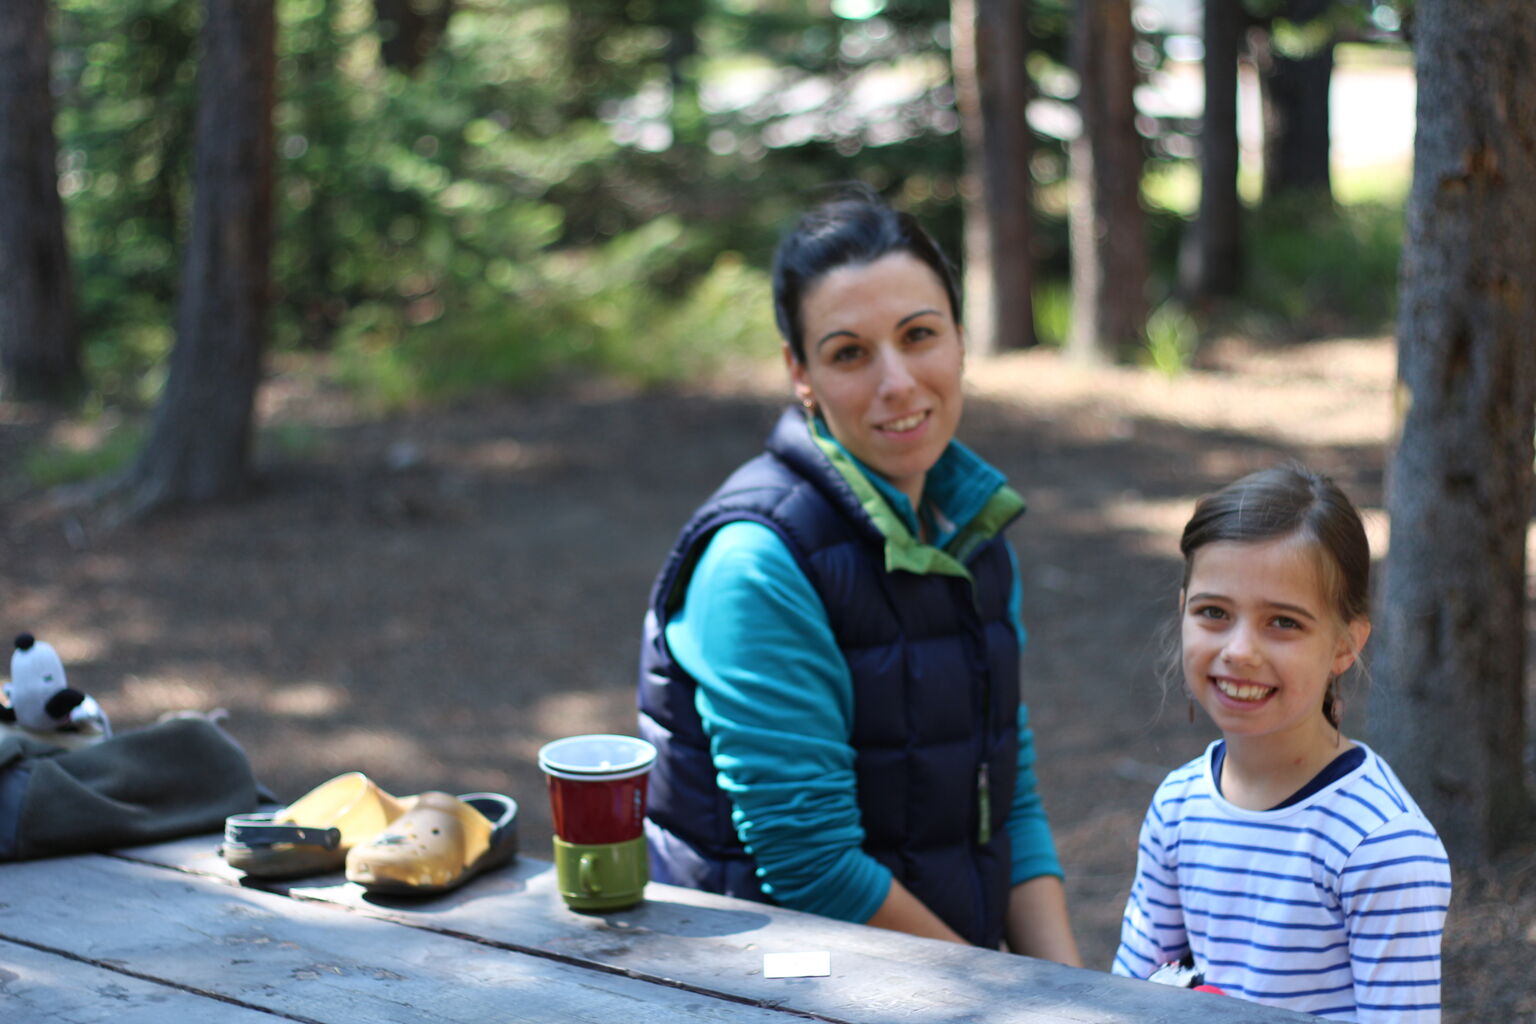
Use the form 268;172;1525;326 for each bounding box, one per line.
1113;467;1452;1022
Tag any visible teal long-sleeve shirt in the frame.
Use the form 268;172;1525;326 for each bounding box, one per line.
664;491;1063;925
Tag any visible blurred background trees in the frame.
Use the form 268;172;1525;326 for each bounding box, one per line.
4;0;1420;420
0;0;81;402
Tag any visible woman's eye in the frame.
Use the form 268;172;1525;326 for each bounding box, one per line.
1272;615;1302;630
831;344;864;363
906;325;935;343
1193;605;1226;621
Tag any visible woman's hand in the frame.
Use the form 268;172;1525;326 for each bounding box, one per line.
1005;875;1083;966
865;877;968;944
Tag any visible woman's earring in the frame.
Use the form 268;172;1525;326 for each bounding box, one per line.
800;395;817;415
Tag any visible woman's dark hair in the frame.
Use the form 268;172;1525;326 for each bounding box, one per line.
771;184;962;362
1179;465;1371;727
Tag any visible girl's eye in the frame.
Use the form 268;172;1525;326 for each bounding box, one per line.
1271;615;1302;630
1193;605;1227;621
906;325;935;343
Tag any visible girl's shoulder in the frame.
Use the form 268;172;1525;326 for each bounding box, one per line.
1142;744;1218;824
1158;741;1219;789
1334;744;1448;843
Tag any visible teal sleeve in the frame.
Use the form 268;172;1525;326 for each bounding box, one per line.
663;520;892;924
1005;543;1063;884
1007;704;1063;884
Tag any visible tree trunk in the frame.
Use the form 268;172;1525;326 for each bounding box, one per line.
1178;0;1243;299
123;0;275;512
1068;0;1146;363
0;0;81;403
1257;0;1333;202
1372;0;1536;863
565;0;612;121
372;0;454;75
952;0;1036;355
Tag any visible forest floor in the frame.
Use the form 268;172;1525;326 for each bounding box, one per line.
2;336;1533;1022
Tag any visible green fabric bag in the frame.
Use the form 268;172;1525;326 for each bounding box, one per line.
0;717;260;861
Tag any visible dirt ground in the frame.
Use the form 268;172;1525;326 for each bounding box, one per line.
2;338;1533;1022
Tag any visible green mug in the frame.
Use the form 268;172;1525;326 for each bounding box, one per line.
553;835;648;911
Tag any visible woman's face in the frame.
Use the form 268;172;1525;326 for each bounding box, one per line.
786;251;964;510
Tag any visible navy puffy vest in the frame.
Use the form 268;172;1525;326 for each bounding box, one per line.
637;409;1022;948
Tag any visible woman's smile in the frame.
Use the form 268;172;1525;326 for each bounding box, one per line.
878;410;930;434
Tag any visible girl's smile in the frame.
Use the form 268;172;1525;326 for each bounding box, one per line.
1211;677;1275;703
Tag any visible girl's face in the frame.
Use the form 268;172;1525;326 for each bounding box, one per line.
786;252;964;511
1181;535;1369;751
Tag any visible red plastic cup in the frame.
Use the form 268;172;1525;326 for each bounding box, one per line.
537;735;657;845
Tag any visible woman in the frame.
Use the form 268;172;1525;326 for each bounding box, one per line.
637;189;1079;961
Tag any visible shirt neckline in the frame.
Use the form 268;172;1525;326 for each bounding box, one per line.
1201;738;1374;818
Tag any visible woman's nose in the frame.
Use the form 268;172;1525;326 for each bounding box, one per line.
876;347;917;397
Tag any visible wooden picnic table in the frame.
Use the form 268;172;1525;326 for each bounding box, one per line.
0;832;1320;1023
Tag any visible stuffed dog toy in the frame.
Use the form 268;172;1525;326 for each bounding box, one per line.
1;633;111;739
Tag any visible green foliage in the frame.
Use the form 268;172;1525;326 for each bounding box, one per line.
1032;281;1072;349
53;0;968;411
1141;301;1199;378
46;0;1412;417
333;224;777;410
55;0;199;402
24;421;144;487
1241;198;1403;334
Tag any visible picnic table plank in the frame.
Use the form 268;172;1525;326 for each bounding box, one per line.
0;854;802;1024
0;937;282;1023
120;835;1320;1023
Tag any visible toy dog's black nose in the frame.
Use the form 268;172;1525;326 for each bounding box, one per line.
15;633;35;651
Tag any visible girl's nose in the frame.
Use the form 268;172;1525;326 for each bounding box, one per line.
1222;624;1263;665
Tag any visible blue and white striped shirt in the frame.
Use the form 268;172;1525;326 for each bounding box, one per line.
1113;741;1451;1022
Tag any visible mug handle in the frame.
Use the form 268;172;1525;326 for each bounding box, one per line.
578;851;602;894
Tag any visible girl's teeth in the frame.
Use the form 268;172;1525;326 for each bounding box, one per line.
884;413;925;432
1217;680;1274;701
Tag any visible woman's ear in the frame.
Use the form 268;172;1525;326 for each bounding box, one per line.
784;343;813;407
1333;617;1372;675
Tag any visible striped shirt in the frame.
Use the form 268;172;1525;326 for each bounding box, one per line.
1113;741;1451;1022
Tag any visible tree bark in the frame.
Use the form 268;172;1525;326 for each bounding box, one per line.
1068;0;1145;363
372;0;454;75
1372;0;1536;862
1256;0;1333;202
1178;0;1243;300
123;0;275;512
952;0;1036;355
0;0;81;403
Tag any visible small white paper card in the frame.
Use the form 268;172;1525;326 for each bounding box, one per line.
763;951;831;979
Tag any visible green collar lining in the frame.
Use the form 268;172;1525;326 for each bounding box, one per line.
806;417;1025;580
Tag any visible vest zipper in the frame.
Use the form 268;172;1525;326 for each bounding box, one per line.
970;582;993;847
976;761;991;844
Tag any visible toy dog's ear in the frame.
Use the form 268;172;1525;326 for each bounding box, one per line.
45;689;87;721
